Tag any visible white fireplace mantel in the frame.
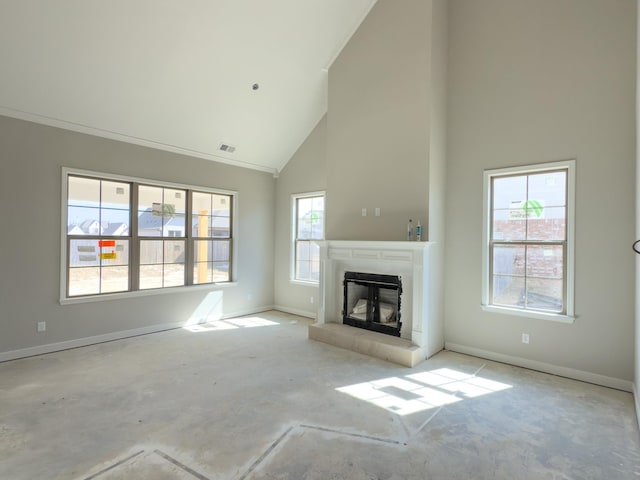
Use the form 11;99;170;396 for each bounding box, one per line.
311;240;443;366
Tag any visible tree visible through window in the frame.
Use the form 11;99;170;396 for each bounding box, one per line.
293;193;325;282
484;161;574;317
138;185;187;290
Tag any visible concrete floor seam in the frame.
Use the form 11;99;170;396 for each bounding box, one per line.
236;423;406;480
237;426;294;480
153;449;211;480
77;423;404;480
299;424;404;445
411;406;444;439
80;449;211;480
82;450;145;480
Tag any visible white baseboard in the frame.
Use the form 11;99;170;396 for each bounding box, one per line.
273;305;317;319
445;342;633;392
0;305;275;363
224;305;275;319
633;383;640;431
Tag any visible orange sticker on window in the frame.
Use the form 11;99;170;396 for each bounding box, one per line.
100;252;117;260
99;240;116;248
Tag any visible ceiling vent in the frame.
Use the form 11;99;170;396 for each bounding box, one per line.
219;143;236;153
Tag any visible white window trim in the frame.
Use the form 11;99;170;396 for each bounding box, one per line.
481;159;575;323
60;167;238;304
290;191;325;285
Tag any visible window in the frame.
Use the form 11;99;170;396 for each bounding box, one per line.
66;176;131;296
63;168;234;300
138;185;187;289
192;191;232;284
482;160;575;321
292;192;325;283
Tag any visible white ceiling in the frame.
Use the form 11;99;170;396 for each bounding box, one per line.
0;0;376;175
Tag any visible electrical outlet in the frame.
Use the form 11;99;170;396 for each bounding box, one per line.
37;321;46;332
310;296;314;304
522;333;530;344
361;208;367;217
375;207;381;217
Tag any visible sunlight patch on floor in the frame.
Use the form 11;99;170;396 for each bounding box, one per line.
183;316;279;333
337;367;512;416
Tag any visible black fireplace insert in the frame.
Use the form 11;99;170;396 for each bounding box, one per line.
342;271;402;337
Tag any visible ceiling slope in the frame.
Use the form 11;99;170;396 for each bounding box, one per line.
0;0;376;174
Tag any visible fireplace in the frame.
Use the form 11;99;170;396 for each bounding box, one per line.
309;240;443;367
343;271;402;337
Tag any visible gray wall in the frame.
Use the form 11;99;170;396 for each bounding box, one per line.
0;115;276;355
274;1;448;344
273;115;327;317
445;0;636;381
426;0;448;355
325;0;432;241
428;0;448;246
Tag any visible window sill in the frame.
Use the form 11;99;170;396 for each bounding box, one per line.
481;305;575;324
60;282;238;305
289;279;319;287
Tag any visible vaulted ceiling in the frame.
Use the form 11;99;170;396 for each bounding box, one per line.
0;0;377;174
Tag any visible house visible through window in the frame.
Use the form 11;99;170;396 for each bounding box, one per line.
192;191;232;284
293;193;325;283
63;169;234;300
66;176;131;296
483;160;575;320
138;185;187;290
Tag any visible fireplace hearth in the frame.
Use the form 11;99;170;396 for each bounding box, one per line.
343;271;402;337
309;240;443;367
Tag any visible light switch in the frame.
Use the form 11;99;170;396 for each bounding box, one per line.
362;208;367;217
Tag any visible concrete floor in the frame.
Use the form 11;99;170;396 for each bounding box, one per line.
1;310;639;479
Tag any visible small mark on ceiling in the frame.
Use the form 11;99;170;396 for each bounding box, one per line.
219;144;236;153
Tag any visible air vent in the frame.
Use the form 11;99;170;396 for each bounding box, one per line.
219;144;236;153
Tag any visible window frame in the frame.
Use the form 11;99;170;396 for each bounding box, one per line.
61;167;237;304
290;191;325;285
481;160;575;323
